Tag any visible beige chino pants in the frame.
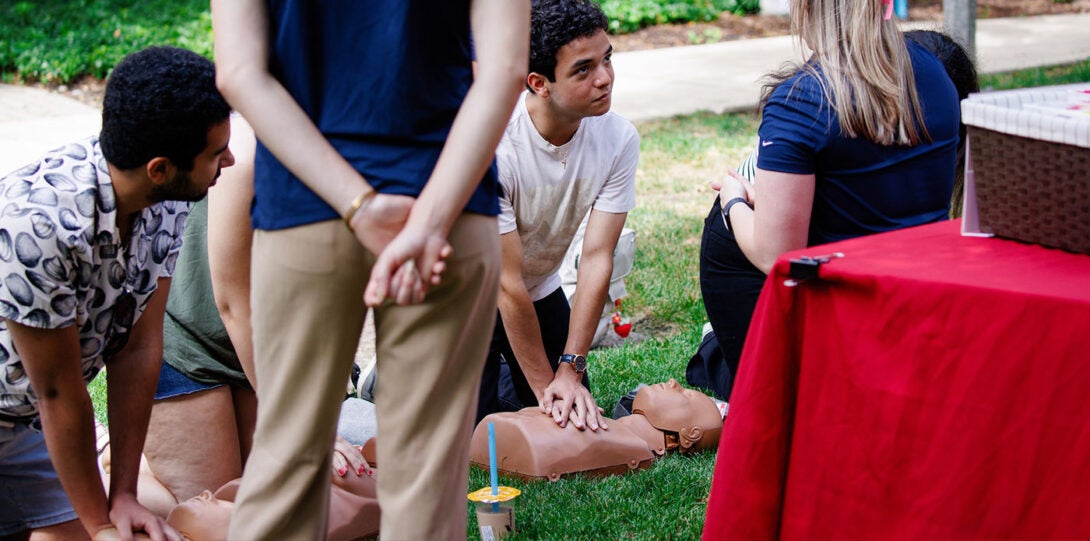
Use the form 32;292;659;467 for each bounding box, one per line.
229;214;499;540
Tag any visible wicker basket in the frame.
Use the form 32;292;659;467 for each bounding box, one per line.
962;83;1090;255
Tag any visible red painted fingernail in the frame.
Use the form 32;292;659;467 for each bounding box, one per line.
358;465;367;475
337;467;347;476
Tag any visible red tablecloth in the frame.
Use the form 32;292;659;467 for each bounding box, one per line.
703;220;1090;540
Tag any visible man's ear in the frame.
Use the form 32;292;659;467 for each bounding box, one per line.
145;157;175;186
527;72;550;98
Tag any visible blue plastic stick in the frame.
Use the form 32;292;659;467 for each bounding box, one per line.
894;0;908;19
488;422;499;512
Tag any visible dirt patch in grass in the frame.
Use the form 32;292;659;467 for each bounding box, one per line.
629;316;680;342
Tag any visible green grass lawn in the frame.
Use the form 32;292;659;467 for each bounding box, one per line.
979;60;1090;90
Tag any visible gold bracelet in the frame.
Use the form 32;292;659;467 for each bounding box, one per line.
343;189;376;230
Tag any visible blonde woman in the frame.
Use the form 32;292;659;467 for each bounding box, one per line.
697;0;961;400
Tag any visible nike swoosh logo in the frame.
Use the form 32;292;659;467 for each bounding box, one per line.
761;140;774;147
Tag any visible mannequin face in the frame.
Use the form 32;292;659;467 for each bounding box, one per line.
631;379;722;452
166;490;233;541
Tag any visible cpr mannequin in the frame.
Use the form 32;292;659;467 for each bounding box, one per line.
99;429;380;540
472;407;659;481
165;466;380;541
470;379;724;480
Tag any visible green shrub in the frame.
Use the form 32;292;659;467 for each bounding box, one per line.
597;0;756;34
732;0;762;15
0;0;212;84
0;0;767;83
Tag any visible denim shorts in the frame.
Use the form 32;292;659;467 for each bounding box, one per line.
0;421;79;535
154;359;223;400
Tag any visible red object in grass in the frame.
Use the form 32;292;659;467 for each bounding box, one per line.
611;299;632;338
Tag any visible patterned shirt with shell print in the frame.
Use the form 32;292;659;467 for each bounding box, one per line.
0;136;188;420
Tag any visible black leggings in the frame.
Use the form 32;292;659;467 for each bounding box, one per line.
697;196;767;401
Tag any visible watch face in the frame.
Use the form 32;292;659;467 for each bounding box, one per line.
561;354;587;374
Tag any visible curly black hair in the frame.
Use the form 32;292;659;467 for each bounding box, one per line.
529;0;608;86
99;46;231;171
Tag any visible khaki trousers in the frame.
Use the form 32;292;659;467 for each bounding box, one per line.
228;214;499;540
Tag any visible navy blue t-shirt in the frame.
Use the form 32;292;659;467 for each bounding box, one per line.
757;40;959;246
253;0;499;230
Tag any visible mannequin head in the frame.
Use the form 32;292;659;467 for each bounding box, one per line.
631;379;722;453
166;490;233;541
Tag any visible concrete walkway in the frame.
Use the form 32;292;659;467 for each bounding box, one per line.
611;13;1090;122
3;13;1090;174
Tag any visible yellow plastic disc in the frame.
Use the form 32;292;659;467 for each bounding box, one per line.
467;486;521;503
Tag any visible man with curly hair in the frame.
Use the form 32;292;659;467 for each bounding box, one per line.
0;46;234;540
477;0;640;432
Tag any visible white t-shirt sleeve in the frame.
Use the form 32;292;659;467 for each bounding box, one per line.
496;160;518;235
591;122;639;214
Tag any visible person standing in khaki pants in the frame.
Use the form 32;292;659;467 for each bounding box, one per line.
211;0;529;539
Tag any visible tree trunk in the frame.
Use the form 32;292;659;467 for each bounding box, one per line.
944;0;977;61
760;0;790;16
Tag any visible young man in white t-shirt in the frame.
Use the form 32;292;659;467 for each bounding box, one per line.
477;0;639;432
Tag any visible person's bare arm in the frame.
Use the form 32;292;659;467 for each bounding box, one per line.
208;119;257;387
723;169;814;273
364;0;530;305
543;210;626;431
104;278;179;541
495;232;560;404
211;0;414;257
8;322;113;538
7;280;178;541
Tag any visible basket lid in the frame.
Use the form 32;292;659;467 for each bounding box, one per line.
962;83;1090;149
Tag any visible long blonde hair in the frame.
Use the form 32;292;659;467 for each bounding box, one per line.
762;0;929;146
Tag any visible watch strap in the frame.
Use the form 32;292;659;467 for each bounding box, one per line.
721;196;751;233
